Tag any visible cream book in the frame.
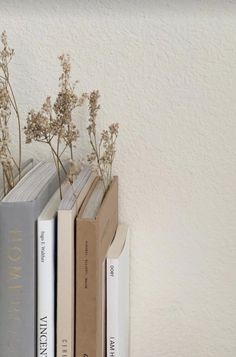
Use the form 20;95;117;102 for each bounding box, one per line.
56;167;96;357
106;224;130;357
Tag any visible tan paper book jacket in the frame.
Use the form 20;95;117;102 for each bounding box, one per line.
75;176;118;357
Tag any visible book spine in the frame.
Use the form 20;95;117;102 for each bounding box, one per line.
57;211;74;357
75;177;118;357
106;259;119;357
37;218;55;357
0;202;36;357
75;220;97;357
119;231;130;357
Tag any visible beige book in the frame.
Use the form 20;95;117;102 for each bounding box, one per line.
75;176;118;357
57;167;96;357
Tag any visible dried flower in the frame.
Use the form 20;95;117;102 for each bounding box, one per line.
86;90;119;193
24;54;87;198
67;159;80;183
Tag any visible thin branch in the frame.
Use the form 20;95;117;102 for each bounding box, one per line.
6;146;19;170
6;78;22;176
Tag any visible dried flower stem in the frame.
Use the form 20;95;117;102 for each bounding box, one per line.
36;137;69;176
56;131;63;198
89;135;106;192
2;169;6;196
0;31;22;196
0;52;22;175
6;78;22;176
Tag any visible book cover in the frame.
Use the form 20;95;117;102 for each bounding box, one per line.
37;216;57;357
106;224;130;357
75;176;118;357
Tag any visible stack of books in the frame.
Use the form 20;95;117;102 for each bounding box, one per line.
0;161;129;357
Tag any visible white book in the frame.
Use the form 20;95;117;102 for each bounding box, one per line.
37;187;64;357
106;224;130;357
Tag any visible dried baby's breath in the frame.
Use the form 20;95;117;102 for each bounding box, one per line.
87;90;119;193
24;54;87;198
67;159;80;183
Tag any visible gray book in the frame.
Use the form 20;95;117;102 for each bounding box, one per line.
0;161;65;357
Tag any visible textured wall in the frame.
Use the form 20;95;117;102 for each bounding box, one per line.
1;1;236;356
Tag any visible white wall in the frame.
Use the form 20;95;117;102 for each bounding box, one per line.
1;1;236;356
